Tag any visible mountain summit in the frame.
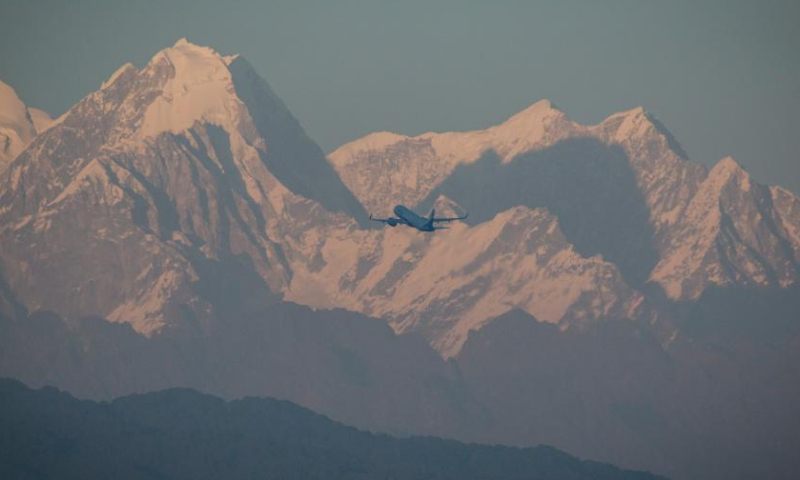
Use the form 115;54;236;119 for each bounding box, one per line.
132;39;243;139
0;40;363;334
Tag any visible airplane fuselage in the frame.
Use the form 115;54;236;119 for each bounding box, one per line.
370;204;466;231
394;205;434;231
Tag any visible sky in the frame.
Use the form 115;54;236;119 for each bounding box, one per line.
1;0;798;194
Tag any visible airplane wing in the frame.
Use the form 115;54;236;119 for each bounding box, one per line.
431;212;468;223
370;214;406;226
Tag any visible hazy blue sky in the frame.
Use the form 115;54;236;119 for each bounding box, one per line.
2;0;798;193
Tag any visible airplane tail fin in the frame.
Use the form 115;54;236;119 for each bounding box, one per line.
429;209;435;221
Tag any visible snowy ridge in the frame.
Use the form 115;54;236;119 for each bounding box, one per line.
329;100;705;230
425;99;575;164
331;131;410;167
284;203;643;357
329;99;579;213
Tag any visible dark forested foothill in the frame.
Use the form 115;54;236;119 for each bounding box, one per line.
0;378;666;480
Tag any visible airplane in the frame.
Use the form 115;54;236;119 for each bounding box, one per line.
370;205;468;232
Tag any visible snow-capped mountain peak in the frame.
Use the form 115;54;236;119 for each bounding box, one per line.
0;78;51;171
0;40;367;335
137;39;244;139
710;155;746;177
596;106;651;143
496;98;563;131
697;156;753;199
650;154;800;299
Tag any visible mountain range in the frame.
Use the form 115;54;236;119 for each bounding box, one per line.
0;40;798;480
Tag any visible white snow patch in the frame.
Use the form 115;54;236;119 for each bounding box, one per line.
138;40;245;139
328;131;410;166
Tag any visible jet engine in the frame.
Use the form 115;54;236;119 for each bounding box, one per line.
387;219;398;227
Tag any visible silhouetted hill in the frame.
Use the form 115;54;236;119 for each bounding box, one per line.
0;378;666;480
